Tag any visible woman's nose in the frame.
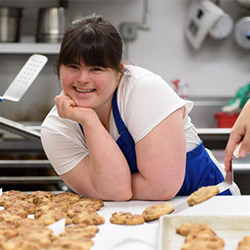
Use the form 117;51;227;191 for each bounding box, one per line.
77;70;90;83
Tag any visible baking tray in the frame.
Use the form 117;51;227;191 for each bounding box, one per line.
158;214;250;250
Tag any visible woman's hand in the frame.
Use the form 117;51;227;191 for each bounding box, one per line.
54;91;76;118
54;91;95;124
225;99;250;171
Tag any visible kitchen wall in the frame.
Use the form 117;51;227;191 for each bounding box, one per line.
0;0;250;122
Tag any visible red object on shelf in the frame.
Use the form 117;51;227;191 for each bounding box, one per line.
214;112;240;128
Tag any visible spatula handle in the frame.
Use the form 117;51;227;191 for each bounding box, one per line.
233;142;242;159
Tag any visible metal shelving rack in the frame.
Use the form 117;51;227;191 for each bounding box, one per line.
0;43;60;54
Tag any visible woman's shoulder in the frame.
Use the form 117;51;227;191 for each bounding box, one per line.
119;65;163;95
124;64;160;80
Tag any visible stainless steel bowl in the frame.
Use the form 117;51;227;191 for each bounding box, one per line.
36;7;68;43
0;7;23;42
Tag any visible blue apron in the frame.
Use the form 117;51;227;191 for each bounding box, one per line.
80;89;231;196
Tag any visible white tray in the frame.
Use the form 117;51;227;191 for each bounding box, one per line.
158;214;250;250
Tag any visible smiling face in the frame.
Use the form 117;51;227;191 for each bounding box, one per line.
60;61;122;111
55;14;124;114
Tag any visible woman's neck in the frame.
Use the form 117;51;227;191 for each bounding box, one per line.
94;102;112;132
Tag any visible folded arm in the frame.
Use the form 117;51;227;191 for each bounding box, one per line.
54;93;132;201
132;107;186;200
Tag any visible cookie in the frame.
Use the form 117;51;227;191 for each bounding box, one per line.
142;203;174;221
51;238;93;250
67;206;97;219
181;241;224;250
4;199;36;214
29;191;56;206
0;190;28;206
5;207;28;219
75;197;104;211
0;210;23;227
36;201;68;214
61;224;99;238
110;212;145;225
0;221;17;239
18;233;54;248
1;236;44;250
72;212;105;225
52;192;81;207
237;236;250;250
17;217;46;229
176;222;216;237
1;190;28;200
187;186;219;206
185;232;224;246
35;210;72;226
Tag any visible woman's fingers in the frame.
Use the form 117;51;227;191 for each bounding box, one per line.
54;94;76;119
224;133;242;171
239;133;250;157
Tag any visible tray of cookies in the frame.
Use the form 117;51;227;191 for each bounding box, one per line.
158;214;250;250
0;189;105;250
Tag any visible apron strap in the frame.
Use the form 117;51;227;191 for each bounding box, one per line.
112;88;138;173
112;89;127;135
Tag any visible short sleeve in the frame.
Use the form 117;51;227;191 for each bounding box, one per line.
124;74;193;143
41;107;89;175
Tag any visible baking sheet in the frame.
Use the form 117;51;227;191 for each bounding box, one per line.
158;214;250;250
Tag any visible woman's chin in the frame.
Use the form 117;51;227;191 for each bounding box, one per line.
75;101;93;108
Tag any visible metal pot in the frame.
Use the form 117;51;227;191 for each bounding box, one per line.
36;7;68;43
0;7;23;42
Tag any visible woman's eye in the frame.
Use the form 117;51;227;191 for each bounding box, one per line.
92;67;102;71
68;64;79;69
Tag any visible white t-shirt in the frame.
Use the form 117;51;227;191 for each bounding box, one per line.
41;65;201;175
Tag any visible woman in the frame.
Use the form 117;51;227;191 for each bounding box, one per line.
225;99;250;171
41;13;240;201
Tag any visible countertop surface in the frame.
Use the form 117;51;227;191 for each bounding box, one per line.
92;196;250;250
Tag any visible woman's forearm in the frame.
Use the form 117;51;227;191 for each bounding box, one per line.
81;114;132;200
131;170;182;201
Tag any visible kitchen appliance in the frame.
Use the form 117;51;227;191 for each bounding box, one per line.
234;17;250;50
0;7;23;42
0;54;48;103
185;1;233;49
36;7;68;43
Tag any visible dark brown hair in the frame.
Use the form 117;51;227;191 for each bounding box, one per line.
55;13;124;76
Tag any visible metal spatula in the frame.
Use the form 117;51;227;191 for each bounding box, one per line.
0;54;48;103
217;142;241;193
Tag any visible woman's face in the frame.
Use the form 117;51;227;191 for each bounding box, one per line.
60;60;122;110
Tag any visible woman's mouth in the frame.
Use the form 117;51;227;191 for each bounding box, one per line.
75;87;95;93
